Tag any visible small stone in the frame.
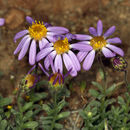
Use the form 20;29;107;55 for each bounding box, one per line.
5;9;25;29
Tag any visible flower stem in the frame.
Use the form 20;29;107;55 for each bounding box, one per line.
50;91;57;130
17;89;23;129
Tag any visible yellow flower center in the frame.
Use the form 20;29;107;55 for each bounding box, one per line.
25;74;35;88
90;36;107;50
53;38;70;54
29;21;47;40
7;105;12;110
49;73;63;87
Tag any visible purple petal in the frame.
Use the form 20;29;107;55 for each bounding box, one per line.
102;47;115;58
54;54;63;73
47;26;69;33
65;33;76;41
71;43;93;51
38;63;49;77
73;41;90;45
29;40;36;65
39;38;49;50
64;68;72;78
14;35;30;55
48;55;56;73
104;26;116;38
75;34;92;40
44;51;56;70
89;27;97;36
26;16;35;24
46;35;56;42
18;37;31;60
106;44;124;56
68;50;81;71
77;51;88;62
14;30;29;43
47;32;57;36
83;50;95;71
44;22;52;28
44;42;53;48
53;75;59;85
36;47;53;62
27;65;36;74
107;37;121;44
0;18;5;26
63;53;77;77
97;20;103;36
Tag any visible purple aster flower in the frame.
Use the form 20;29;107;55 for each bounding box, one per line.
36;34;93;77
0;18;5;26
14;16;69;65
76;20;124;70
38;56;72;88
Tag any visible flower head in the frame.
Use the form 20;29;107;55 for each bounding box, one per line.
24;74;36;88
21;65;39;90
14;16;69;65
36;33;92;76
38;56;72;88
111;56;127;71
0;18;5;26
76;20;124;70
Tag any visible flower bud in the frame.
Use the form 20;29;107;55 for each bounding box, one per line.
111;56;127;71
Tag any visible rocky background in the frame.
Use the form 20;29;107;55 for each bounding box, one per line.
0;0;130;99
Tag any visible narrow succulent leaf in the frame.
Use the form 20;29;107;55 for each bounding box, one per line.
23;121;38;129
22;102;33;112
56;111;70;120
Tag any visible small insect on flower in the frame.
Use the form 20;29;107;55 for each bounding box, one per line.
38;56;72;89
0;18;5;26
14;16;69;65
76;20;124;71
36;33;92;77
111;56;127;71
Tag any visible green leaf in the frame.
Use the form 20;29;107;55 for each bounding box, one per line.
40;116;53;120
89;89;99;98
57;99;67;113
99;68;104;80
41;120;52;125
56;111;70;120
88;100;101;107
36;80;48;87
105;98;116;108
0;97;12;107
0;120;7;130
42;104;51;113
106;84;116;95
54;123;63;129
22;102;33;112
92;81;103;92
118;96;125;105
30;92;48;102
23;110;33;122
79;110;87;119
23;121;38;129
80;81;87;93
